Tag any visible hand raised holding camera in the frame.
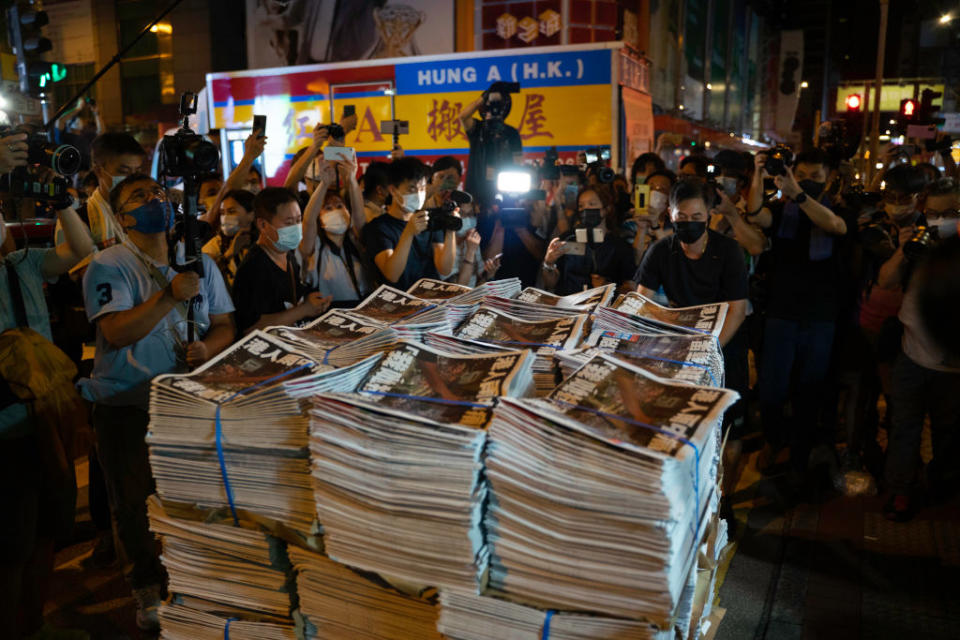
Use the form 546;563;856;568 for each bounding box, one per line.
0;133;28;174
544;237;567;266
405;209;429;235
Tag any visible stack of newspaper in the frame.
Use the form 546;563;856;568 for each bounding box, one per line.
437;590;669;640
555;331;725;386
392;303;479;341
446;277;522;305
147;497;296;638
484;355;739;628
596;293;728;338
309;342;534;590
455;306;586;395
148;331;380;533
407;278;473;301
515;283;615;311
265;310;396;367
289;546;443;639
346;285;436;326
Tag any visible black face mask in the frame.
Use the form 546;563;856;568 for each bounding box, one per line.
674;220;707;244
578;208;603;228
798;179;826;199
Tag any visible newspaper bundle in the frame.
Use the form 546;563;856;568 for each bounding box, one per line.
148;331;380;533
265;310;396;367
346;284;436;325
455;306;586;395
147;497;297;639
556;330;725;387
309;343;534;590
438;590;669;640
515;283;616;311
289;546;443;640
484;354;738;627
600;292;729;338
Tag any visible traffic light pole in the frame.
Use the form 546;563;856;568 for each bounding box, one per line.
41;0;186;131
868;0;889;183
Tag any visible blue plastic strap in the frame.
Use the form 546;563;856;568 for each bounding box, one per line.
214;363;313;526
224;616;239;639
541;610;555;639
321;343;342;366
610;351;718;387
481;339;562;349
362;389;489;409
553;399;703;538
397;303;438;323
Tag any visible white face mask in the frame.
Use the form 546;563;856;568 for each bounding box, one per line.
110;174;125;190
649;190;668;213
321;208;349;234
400;190;425;212
456;216;477;236
221;214;242;236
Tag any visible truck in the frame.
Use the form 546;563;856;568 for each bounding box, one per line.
205;42;654;185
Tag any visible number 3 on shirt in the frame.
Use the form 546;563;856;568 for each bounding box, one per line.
96;282;112;306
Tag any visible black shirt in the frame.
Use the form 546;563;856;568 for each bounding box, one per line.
763;200;843;321
464;119;523;207
362;212;445;290
556;232;637;296
636;229;748;306
232;244;306;334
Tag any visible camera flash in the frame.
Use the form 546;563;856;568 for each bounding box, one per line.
497;170;532;194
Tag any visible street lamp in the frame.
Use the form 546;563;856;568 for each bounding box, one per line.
939;12;952;24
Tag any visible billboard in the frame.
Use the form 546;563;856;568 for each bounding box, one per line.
208;45;618;182
246;0;455;69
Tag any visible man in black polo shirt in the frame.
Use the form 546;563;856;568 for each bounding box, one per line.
636;177;749;427
362;157;458;290
233;187;331;334
459;85;523;209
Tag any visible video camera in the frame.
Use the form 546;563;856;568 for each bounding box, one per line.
764;145;794;176
583;147;614;184
0;125;80;204
495;169;537;228
424;190;472;233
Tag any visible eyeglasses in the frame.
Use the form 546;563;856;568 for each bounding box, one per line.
881;191;915;205
118;185;167;210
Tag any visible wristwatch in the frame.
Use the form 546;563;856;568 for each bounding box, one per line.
542;261;558;273
793;191;808;204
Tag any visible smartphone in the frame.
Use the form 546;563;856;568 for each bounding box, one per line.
253;114;266;138
342;104;356;119
634;184;650;213
380;120;410;135
323;146;356;163
565;241;587;256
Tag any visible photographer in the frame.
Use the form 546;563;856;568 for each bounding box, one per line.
542;187;636;295
747;148;848;478
200;129;266;231
362;157;457;290
201;189;257;290
283;123;332;195
362;161;391;223
484;190;548;288
233;187;332;333
883;236;960;521
0;138;96;639
299;154;373;306
54;132;147;251
679;155;710;180
460;84;523;208
79;174;235;630
631;152;666;187
924;177;959;226
630;169;676;265
54;97;103;173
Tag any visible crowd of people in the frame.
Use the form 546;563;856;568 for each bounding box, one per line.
0;96;958;637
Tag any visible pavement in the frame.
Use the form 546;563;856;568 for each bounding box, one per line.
42;441;960;639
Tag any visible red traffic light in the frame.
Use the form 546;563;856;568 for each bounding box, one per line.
901;99;917;117
845;94;862;111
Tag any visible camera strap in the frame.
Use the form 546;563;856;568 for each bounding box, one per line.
5;261;29;329
123;241;189;323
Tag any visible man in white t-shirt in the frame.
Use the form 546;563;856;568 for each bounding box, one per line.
55;133;147;251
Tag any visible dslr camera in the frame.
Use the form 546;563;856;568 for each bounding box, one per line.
0;125;80;203
481;81;520;121
903;225;943;262
321;123;346;140
764;145;794;176
424;190;472;233
158;93;219;177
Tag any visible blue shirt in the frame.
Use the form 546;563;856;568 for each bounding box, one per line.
79;243;234;408
0;248;55;439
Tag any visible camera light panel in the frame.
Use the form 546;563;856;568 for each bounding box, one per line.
497;170;532;194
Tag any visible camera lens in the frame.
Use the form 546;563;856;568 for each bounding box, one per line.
51;144;82;176
186;138;219;172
